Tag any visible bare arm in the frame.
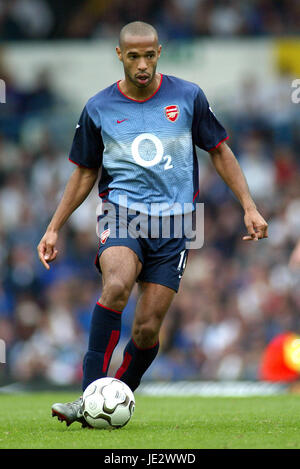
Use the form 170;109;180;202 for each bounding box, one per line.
37;166;99;269
209;142;268;241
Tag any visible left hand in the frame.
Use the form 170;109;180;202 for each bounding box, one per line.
243;207;268;241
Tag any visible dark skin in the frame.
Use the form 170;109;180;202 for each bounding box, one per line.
116;34;162;101
37;33;268;348
209;143;268;241
99;246;175;348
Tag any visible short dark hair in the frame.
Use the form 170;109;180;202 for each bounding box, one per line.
119;21;158;49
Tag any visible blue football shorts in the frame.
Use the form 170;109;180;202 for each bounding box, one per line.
94;203;190;293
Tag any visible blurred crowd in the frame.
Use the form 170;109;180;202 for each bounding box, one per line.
0;0;299;41
0;46;300;388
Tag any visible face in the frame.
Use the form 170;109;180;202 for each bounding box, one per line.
116;35;162;88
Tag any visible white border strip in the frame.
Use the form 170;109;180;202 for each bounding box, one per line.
137;381;288;397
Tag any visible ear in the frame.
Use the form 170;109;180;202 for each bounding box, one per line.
116;46;123;62
157;45;162;59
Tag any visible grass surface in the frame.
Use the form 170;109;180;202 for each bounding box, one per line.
0;393;300;449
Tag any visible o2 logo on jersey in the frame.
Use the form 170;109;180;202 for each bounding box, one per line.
131;133;173;170
165;105;179;122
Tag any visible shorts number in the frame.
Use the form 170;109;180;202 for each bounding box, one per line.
177;249;187;272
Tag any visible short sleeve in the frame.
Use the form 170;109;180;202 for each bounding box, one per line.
69;106;104;168
192;87;228;152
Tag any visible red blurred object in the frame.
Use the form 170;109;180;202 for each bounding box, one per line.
259;332;299;382
275;148;298;186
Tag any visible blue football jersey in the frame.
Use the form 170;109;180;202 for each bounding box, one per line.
69;74;228;215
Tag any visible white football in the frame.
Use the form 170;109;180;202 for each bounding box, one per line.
82;377;135;429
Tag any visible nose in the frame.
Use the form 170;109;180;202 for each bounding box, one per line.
137;57;147;71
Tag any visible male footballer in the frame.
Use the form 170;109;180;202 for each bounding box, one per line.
37;21;268;427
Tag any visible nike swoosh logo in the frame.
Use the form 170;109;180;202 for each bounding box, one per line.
117;119;128;124
76;124;80;129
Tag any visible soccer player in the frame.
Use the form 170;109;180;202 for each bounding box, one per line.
37;21;268;427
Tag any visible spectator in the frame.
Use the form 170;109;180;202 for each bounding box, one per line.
0;8;300;385
1;0;299;40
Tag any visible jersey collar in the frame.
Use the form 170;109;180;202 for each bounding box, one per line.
117;74;163;103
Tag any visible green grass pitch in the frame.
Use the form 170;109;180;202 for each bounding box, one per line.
1;392;300;449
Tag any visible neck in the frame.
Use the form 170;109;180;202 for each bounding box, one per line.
119;73;161;101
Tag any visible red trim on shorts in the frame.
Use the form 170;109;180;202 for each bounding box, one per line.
115;352;132;380
102;330;120;373
208;136;229;152
117;74;163;102
96;302;122;314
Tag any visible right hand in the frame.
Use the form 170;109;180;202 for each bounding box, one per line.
37;230;59;270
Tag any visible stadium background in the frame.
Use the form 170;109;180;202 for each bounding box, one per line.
0;0;299;390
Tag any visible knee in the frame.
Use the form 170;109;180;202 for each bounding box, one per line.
133;320;159;348
100;277;131;311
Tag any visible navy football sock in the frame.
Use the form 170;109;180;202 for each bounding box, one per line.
115;338;159;392
82;302;122;391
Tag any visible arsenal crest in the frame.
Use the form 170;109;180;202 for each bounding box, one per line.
165;105;179;122
100;228;110;245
